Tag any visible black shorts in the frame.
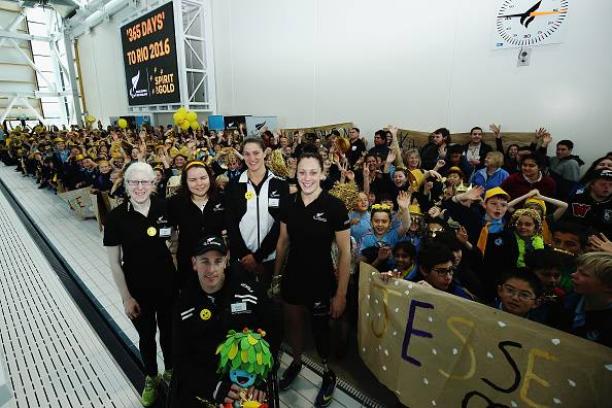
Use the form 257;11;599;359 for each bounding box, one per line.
280;269;335;308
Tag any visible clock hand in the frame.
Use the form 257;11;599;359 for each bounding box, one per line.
520;0;542;28
497;12;527;18
529;9;567;16
497;9;566;18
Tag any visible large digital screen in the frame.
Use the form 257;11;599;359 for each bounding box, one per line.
120;2;180;106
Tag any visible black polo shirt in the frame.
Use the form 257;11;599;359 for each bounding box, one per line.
103;196;176;300
167;193;226;275
347;138;366;166
280;191;350;303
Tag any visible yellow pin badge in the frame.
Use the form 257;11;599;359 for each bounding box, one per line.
146;226;157;237
244;191;255;200
200;308;212;321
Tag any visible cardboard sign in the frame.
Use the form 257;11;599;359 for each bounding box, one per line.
245;116;278;137
107;195;123;210
395;128;537;152
90;193;102;231
358;263;612;408
59;187;95;219
281;122;353;141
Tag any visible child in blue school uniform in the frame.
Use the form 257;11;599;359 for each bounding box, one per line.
359;191;412;271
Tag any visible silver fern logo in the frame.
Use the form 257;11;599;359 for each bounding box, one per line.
129;70;148;98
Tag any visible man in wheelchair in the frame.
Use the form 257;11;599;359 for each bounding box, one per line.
167;235;278;408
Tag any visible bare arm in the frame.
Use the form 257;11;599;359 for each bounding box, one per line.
106;246;141;319
453;185;485;204
232;148;244;161
387;126;405;168
273;222;290;277
106;246;131;301
331;229;351;319
508;189;539;209
370;246;393;270
362;166;370;195
537;193;569;221
396;191;412;236
383;150;395;173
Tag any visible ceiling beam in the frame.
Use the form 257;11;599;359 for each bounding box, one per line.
0;29;51;42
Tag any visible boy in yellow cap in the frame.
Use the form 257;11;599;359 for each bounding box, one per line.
442;185;517;301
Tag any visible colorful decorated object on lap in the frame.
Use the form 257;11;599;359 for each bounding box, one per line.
216;328;273;408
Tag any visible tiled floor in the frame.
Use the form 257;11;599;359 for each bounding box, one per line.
0;165;367;408
0;177;141;408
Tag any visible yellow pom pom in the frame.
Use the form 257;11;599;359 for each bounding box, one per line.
117;118;128;129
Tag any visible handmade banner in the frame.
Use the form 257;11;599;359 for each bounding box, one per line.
396;128;537;152
59;187;95;219
281;122;353;142
90;192;113;232
90;193;102;231
107;195;123;211
358;263;612;408
245;116;278;137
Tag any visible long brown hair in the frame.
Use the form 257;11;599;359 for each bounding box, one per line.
177;160;217;200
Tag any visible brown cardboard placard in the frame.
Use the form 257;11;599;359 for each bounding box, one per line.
59;187;95;219
358;263;612;408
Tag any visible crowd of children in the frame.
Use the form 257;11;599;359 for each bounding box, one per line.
0;119;611;404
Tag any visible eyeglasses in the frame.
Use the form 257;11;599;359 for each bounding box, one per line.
126;180;153;187
501;284;535;301
431;267;455;277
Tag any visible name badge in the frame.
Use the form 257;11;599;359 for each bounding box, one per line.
159;227;172;238
230;302;247;313
268;198;279;208
351;145;357;151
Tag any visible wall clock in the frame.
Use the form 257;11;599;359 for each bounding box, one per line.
494;0;569;48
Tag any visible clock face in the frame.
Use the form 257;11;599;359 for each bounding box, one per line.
494;0;569;48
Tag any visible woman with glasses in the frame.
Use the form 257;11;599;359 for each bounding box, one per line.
104;162;177;407
168;160;225;289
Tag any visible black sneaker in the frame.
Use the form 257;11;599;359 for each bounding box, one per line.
279;361;302;390
315;370;336;407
